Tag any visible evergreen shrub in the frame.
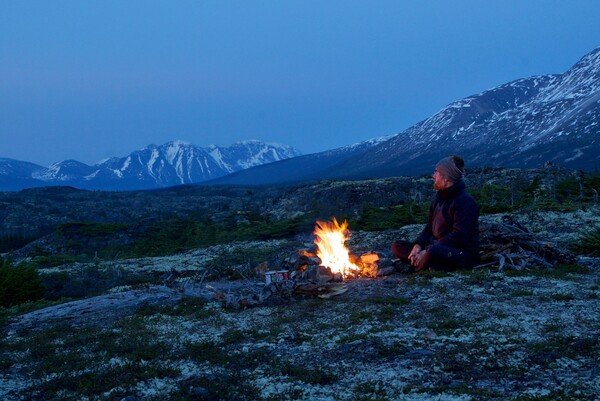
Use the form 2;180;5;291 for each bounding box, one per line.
569;226;600;256
0;257;44;307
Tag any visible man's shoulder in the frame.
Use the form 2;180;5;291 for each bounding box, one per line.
453;189;479;209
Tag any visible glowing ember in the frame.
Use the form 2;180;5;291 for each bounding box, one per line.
313;218;361;278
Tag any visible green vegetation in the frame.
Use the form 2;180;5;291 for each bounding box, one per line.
126;214;311;258
527;334;598;364
0;257;44;307
40;264;147;300
569;225;600;256
352;380;390;401
2;318;180;399
471;182;517;214
470;171;600;213
56;221;128;238
277;361;337;385
355;201;428;231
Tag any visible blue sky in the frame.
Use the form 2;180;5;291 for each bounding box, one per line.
1;1;600;166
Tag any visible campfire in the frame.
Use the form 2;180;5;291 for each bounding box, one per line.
264;218;394;287
258;218;387;299
313;218;362;278
172;217;580;308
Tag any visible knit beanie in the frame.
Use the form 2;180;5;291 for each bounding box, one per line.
436;156;465;183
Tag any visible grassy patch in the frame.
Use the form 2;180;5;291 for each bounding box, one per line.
527;335;598;366
170;371;261;401
376;340;409;358
36;363;179;399
352;380;390;401
377;305;397;322
278;361;338;385
457;268;499;285
428;317;462;336
187;339;231;366
336;332;370;344
349;310;374;323
1;317;181;398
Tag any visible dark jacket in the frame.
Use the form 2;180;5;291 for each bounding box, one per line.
415;180;479;259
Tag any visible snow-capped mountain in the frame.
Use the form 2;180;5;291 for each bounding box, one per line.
208;135;394;186
340;46;600;178
3;48;600;190
211;47;600;185
0;140;301;191
0;158;49;191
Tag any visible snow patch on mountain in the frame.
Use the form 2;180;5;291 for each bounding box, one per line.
0;140;303;190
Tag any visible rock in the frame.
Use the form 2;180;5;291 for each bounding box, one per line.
8;285;181;333
307;256;322;265
375;258;396;277
303;265;334;284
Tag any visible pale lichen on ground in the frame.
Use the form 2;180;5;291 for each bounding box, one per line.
1;209;599;400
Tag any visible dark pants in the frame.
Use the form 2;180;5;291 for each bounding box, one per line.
391;240;478;272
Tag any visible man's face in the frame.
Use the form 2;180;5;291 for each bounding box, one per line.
433;168;450;191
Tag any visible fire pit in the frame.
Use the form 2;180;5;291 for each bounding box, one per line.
272;218;395;286
170;218;396;308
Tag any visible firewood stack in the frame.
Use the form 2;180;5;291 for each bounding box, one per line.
477;215;578;271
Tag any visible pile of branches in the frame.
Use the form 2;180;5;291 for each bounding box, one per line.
477;215;578;271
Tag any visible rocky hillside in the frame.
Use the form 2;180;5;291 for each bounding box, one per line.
0;165;586;238
212;47;600;186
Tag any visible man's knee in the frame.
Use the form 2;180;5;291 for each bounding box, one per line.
391;240;412;260
427;244;473;270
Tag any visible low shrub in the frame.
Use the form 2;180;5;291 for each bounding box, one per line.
0;257;44;307
569;226;600;256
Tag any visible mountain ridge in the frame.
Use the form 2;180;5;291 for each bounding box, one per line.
0;140;301;191
210;47;600;185
3;48;600;190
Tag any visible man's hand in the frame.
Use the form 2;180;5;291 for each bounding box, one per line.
408;244;422;267
409;244;430;271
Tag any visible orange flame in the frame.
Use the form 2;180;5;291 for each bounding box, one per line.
313;218;361;278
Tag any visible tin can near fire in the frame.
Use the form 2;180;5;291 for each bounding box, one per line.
264;270;290;284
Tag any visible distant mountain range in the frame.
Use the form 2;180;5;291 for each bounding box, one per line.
0;140;301;191
211;47;600;185
2;47;599;191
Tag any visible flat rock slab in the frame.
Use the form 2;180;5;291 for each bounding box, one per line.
7;285;181;334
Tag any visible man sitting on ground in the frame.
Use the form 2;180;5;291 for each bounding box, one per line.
391;155;479;272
